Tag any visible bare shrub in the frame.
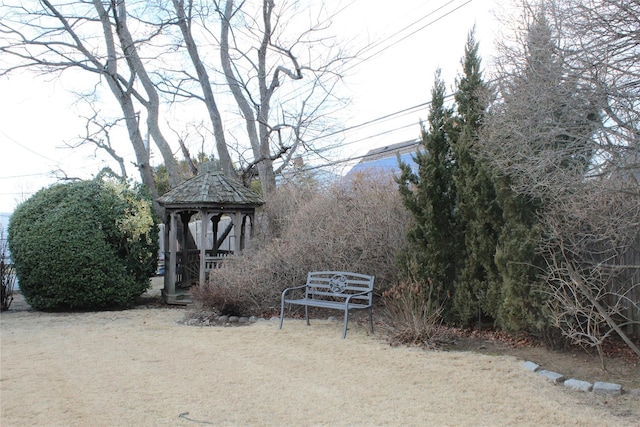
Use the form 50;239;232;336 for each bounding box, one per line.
190;280;248;317
191;172;413;315
544;181;640;365
379;279;446;347
254;175;321;241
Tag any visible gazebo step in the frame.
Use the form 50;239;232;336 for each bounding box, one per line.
162;289;193;305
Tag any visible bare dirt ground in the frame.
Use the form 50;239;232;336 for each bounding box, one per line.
1;281;639;426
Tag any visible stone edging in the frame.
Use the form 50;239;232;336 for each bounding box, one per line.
522;361;640;397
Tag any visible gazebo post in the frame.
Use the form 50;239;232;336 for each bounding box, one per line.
179;212;192;283
199;210;209;285
248;213;255;239
165;211;178;301
240;214;248;251
211;214;220;256
234;212;243;253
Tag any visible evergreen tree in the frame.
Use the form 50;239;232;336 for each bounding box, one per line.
397;70;460;317
490;13;552;335
449;29;503;325
493;179;546;335
485;9;596;336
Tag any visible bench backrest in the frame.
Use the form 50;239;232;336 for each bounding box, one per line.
305;271;374;306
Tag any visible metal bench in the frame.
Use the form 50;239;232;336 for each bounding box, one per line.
278;271;375;338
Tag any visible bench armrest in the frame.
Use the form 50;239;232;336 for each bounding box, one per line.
281;284;307;299
344;289;372;304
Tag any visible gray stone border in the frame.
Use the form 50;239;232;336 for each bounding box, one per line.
522;360;639;397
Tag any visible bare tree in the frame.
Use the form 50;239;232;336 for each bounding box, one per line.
159;0;349;193
0;225;16;312
550;0;640;160
2;0;350;203
218;0;348;194
0;0;181;214
69;104;129;179
168;0;237;179
106;0;180;187
483;0;640;357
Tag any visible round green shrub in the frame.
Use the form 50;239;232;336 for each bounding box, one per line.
8;178;158;310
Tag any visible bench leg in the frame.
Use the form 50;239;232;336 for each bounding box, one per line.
342;308;349;339
279;299;286;330
369;306;374;334
305;305;310;326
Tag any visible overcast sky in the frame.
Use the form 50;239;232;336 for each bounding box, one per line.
0;0;506;214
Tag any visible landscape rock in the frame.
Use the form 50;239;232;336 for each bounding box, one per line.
238;317;249;324
538;370;565;384
523;361;539;372
228;316;239;323
218;315;229;323
593;381;622;396
564;379;592;392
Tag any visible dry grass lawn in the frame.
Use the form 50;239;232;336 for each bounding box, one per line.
2;299;639;427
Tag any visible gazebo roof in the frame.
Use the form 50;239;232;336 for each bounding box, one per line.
157;162;264;209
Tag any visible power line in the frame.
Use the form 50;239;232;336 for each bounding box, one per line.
280;0;473;148
306;92;456;148
345;0;475;73
340;122;421;147
274;0;475;118
356;0;459;59
0;172;52;180
0;130;59;163
306;101;427;144
301;138;422;174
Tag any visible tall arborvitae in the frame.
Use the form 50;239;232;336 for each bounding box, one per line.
449;29;503;325
493;180;545;335
488;10;595;337
397;70;460;318
491;13;551;336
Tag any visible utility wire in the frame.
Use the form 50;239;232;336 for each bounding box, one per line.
276;0;473;150
345;0;475;73
301;138;422;174
356;0;459;59
274;0;474;116
306;92;456;148
1;130;59;163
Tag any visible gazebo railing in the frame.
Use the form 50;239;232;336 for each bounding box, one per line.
205;252;231;271
174;249;233;284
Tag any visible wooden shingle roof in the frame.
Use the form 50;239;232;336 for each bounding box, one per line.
157;162;264;209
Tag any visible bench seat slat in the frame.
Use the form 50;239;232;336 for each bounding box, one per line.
305;290;370;299
284;298;370;310
308;285;370;295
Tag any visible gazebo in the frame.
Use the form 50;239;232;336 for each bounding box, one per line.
157;162;264;304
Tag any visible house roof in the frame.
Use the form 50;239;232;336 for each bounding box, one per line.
346;139;420;176
157;162;264;209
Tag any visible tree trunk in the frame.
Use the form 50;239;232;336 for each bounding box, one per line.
173;0;237;179
220;0;263;183
114;0;179;188
93;0;162;215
